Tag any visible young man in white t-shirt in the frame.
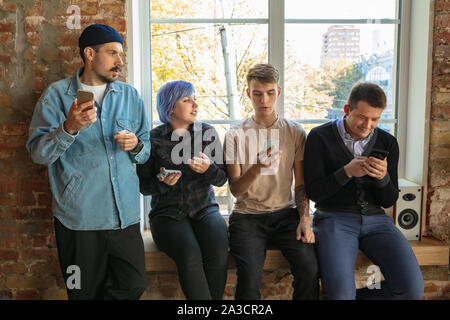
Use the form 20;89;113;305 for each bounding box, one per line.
224;63;319;300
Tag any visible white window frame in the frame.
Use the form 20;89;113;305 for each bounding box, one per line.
127;0;434;231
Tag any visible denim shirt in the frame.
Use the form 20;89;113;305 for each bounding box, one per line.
26;68;150;230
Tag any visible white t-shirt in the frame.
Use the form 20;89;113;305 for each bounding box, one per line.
80;83;107;107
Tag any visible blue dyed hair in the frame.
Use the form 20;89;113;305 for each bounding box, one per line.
156;80;195;124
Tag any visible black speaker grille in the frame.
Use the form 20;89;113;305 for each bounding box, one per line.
398;209;419;230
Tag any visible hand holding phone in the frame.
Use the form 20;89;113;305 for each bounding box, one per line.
157;167;182;185
64;91;97;134
369;148;389;160
364;149;388;180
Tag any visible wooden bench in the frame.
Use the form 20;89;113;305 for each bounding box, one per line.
143;230;449;272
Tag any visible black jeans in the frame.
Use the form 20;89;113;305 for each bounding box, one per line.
229;208;319;300
150;209;229;300
54;218;147;300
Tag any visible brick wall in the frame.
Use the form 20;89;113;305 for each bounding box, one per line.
0;0;448;300
428;0;450;245
425;0;450;299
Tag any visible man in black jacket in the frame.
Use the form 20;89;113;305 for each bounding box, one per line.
304;82;424;300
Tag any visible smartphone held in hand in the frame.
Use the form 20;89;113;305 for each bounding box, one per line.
77;90;94;110
156;168;182;180
369;148;389;160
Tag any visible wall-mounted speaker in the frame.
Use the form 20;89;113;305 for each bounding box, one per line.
393;179;423;241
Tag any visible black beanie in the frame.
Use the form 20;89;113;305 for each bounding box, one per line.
78;24;123;50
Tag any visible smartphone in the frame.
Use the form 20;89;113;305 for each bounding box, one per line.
77;90;94;110
156;168;182;180
369;148;389;160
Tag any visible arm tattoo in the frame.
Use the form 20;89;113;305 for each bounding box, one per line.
295;185;309;217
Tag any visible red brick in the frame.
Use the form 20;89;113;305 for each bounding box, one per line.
0;54;11;63
15;289;41;300
0;249;19;261
430;105;450;119
435;13;449;28
100;4;125;16
3;207;28;220
424;283;440;293
0;22;14;33
93;19;126;32
2;2;17;12
27;32;41;46
23;220;54;235
432;74;450;90
59;32;79;47
0;191;36;206
433;60;450;76
0;32;13;45
37;193;52;206
0;221;25;234
0;262;28;274
79;2;99;16
31;208;52;220
29;260;60;275
0;123;28;136
32;235;48;248
20;248;56;261
435;0;450;11
5;275;55;289
434;29;450;44
0;236;27;249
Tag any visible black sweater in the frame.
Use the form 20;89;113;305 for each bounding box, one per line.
304;121;399;213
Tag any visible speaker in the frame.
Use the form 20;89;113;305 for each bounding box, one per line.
393;179;423;240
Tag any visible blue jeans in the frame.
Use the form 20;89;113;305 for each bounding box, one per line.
313;210;424;300
229;208;320;300
150;209;229;300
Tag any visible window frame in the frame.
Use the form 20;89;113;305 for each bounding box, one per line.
127;0;433;231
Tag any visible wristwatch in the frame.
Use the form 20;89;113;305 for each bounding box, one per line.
130;139;144;154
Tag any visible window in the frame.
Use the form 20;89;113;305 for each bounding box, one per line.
130;0;406;226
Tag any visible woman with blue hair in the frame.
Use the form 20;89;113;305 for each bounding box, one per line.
137;80;229;300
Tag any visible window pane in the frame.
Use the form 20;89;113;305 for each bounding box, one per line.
150;0;268;19
285;24;396;134
151;23;268;122
285;0;397;20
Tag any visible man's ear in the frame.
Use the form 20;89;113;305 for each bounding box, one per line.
84;47;96;63
277;86;282;97
344;104;351;116
246;87;250;98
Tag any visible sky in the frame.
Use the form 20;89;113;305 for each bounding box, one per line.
284;0;397;67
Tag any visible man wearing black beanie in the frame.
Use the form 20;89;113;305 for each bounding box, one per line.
26;24;150;300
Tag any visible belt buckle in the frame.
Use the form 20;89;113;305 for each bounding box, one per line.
360;202;368;215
